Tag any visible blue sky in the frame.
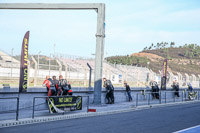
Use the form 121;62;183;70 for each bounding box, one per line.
0;0;200;57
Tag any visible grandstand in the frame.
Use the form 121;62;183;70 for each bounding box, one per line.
0;50;20;68
1;50;199;87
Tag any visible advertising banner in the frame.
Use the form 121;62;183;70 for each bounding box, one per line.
48;96;82;113
19;31;29;92
161;59;167;90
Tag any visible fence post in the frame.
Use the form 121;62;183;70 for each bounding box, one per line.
182;91;184;102
136;93;138;107
184;90;186;101
87;63;92;88
148;93;150;105
174;91;176;102
198;91;200;100
16;97;19;121
165;91;166;104
159;91;161;104
87;96;89;113
32;97;35;119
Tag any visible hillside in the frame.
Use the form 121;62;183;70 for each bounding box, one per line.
106;44;200;76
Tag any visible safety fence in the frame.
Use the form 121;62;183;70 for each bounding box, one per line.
0;95;89;121
0;97;19;120
0;91;200;121
135;90;200;107
32;96;89;119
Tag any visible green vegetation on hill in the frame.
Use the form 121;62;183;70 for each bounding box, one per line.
106;42;200;75
143;42;200;59
106;55;149;66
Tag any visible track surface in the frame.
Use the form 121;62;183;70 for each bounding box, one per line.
1;102;200;133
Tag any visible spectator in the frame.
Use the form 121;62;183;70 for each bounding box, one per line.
42;75;56;96
124;82;132;102
103;78;114;104
172;80;180;97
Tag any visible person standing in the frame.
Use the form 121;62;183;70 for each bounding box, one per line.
124;82;132;102
103;78;115;104
150;80;159;99
172;80;180;97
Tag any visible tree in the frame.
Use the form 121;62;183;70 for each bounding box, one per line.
170;42;175;47
151;43;154;49
189;52;194;59
143;47;147;51
164;42;168;48
148;46;152;50
166;49;171;59
184;49;189;57
156;42;160;49
160;42;164;48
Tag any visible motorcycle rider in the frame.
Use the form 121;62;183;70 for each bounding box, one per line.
172;80;180;97
52;76;58;86
150;79;159;99
103;78;114;104
57;75;69;96
42;75;56;96
67;81;73;95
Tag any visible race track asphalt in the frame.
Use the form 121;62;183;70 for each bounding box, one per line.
1;102;200;133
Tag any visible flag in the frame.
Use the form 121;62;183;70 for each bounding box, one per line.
161;59;167;90
19;31;29;92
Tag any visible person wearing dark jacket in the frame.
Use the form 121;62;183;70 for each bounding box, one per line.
57;75;68;96
103;78;114;104
124;82;132;101
149;80;159;99
52;76;58;86
67;81;73;95
172;80;180;97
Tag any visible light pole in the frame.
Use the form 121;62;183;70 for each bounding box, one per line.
38;51;41;78
147;62;150;69
53;44;56;58
11;48;14;77
147;62;150;82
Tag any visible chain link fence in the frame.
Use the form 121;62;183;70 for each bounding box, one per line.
0;51;200;88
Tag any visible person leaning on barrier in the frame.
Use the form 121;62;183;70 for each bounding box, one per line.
124;82;132;102
57;75;69;96
67;81;73;96
42;75;56;96
187;82;193;92
103;78;115;104
52;76;59;86
149;80;159;99
187;82;196;100
171;80;180;97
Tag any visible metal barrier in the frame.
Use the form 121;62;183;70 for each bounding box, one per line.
0;97;19;120
136;90;200;107
32;95;89;119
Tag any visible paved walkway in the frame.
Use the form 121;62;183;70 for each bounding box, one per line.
0;98;199;129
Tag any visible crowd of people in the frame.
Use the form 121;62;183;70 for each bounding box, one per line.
103;77;196;104
42;75;72;96
43;75;196;102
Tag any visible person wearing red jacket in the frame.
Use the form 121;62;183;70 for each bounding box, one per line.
42;75;56;96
